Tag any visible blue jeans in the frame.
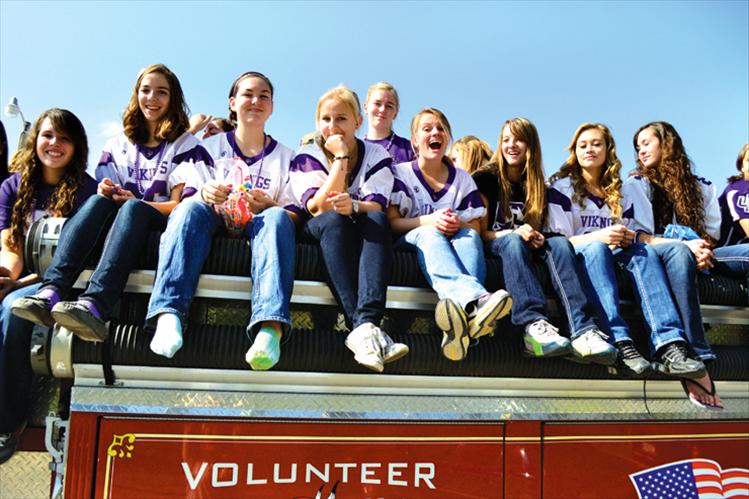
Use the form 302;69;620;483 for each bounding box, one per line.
713;244;749;300
396;226;487;309
575;241;684;356
651;242;714;361
486;234;598;338
303;210;391;329
147;202;296;335
41;195;167;319
0;283;41;432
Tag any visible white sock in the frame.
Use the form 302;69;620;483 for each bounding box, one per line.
150;313;183;358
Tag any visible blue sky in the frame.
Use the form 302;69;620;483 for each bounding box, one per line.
1;1;747;186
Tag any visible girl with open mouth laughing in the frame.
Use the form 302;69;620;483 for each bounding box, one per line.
388;108;511;361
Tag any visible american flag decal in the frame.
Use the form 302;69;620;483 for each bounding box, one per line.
630;458;749;498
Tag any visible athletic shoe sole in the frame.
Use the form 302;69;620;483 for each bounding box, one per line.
468;290;513;339
51;304;108;342
569;348;618;366
11;299;54;327
383;343;410;364
435;299;469;361
653;361;706;380
523;334;572;358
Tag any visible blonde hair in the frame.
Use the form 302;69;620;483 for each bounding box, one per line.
365;82;400;112
450;135;492;174
409;108;453;157
550;123;623;220
487;118;546;230
122;64;189;145
728;143;749;183
314;86;362;162
315;85;362;125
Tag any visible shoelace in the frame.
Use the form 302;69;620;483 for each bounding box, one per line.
660;343;688;363
589;329;610;341
362;332;381;356
618;342;641;360
0;433;11;445
533;321;559;339
373;327;391;351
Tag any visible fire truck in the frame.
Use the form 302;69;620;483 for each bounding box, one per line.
2;217;748;498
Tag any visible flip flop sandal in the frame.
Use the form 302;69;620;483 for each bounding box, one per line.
680;378;724;411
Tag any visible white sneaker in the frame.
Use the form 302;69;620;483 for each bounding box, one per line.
570;329;618;366
373;326;409;364
523;319;571;357
345;323;384;373
468;289;513;339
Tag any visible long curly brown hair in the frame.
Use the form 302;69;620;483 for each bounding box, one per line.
122;64;190;145
487;118;546;230
632;121;710;241
550;123;623;220
727;143;749;184
7;109;88;250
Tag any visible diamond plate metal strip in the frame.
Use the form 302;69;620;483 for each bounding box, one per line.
0;451;52;499
28;376;61;427
70;385;748;421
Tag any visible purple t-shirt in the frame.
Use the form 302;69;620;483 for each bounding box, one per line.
364;132;414;165
718;179;749;246
0;172;98;231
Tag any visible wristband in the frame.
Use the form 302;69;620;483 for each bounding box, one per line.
333;155;350;161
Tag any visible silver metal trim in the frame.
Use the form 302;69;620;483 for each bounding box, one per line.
69;375;749;421
49;325;75;378
72;270;749;322
71;365;749;399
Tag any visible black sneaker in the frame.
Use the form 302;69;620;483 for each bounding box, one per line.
655;342;706;379
11;291;58;327
51;300;108;342
610;341;652;376
0;431;19;465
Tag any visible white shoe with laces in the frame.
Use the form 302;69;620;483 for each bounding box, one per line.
468;289;513;339
373;326;409;364
345;323;385;373
570;329;618;366
523;319;571;357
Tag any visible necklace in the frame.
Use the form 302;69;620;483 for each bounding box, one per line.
235;133;267;190
134;142;166;198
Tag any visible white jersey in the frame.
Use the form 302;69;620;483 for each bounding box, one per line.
290;139;394;215
391;160;485;222
174;131;298;212
621;174;721;239
96;132;200;202
546;176;634;237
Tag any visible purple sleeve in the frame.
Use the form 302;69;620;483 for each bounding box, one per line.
0;174;20;231
547;187;572;211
